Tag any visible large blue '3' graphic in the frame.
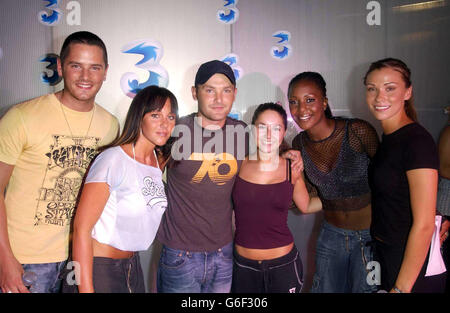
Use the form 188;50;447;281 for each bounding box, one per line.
271;31;292;60
221;53;243;81
40;53;62;86
217;0;239;24
38;0;62;26
120;39;169;98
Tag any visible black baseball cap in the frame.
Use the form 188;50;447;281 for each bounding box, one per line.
194;60;236;86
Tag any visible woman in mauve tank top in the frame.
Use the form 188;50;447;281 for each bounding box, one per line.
231;103;312;293
288;72;380;293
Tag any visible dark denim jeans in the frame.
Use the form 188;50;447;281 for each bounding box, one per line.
311;221;377;293
157;242;233;293
92;253;145;293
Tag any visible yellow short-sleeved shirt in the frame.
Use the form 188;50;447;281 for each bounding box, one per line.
0;94;119;264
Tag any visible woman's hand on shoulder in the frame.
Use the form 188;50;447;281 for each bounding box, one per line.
282;149;304;173
291;161;304;185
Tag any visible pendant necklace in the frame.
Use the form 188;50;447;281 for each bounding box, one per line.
59;101;96;166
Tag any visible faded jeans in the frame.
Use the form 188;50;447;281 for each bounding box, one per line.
21;261;67;293
311;221;376;293
157;242;233;293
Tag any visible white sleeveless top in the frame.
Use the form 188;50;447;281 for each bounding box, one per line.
86;146;167;251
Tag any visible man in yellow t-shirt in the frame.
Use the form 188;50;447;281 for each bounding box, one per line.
0;31;119;293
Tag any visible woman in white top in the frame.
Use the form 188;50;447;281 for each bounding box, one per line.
72;85;178;293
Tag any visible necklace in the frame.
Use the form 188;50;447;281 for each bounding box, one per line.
60;102;96;138
60;102;96;166
132;143;159;168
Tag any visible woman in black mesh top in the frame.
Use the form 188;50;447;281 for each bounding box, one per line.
288;71;379;293
364;58;445;293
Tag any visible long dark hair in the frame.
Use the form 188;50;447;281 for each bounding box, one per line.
287;71;333;118
364;58;417;122
100;85;178;159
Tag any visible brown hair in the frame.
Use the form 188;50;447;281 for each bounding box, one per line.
99;85;178;159
364;58;417;122
251;102;290;155
60;31;108;66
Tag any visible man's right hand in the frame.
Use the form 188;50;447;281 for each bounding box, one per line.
0;162;28;293
0;255;29;293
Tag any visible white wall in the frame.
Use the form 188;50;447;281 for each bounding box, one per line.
0;0;52;117
50;0;231;127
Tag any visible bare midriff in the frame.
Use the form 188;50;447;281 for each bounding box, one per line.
323;204;372;230
235;242;294;261
92;239;134;259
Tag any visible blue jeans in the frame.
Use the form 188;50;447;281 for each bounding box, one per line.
157;242;233;293
311;221;376;293
22;261;67;293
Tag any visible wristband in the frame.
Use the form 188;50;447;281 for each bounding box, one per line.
393;286;403;293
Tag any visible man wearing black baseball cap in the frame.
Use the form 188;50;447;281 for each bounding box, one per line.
192;60;237;129
194;59;236;86
156;60;247;293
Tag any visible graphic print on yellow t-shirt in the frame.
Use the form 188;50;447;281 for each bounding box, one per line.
189;152;237;185
34;134;100;227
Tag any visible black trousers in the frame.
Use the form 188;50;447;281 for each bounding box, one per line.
92;253;146;293
231;245;303;293
441;237;450;293
373;239;446;293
